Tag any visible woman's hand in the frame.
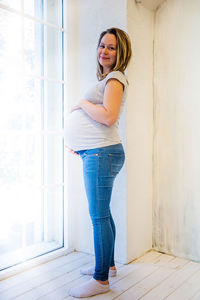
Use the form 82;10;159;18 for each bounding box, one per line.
70;101;83;112
65;145;79;156
74;80;124;126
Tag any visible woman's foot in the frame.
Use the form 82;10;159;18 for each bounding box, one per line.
68;278;109;298
80;266;117;277
97;279;109;285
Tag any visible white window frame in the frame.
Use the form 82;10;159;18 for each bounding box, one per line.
0;0;71;278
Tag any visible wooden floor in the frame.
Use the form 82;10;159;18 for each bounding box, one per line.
0;250;200;300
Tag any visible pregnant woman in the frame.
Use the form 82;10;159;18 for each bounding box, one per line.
65;27;132;298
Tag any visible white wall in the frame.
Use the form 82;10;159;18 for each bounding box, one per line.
153;0;200;261
126;0;153;261
65;0;153;263
66;0;128;263
65;0;200;264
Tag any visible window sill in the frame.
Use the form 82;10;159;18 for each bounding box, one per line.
0;246;74;281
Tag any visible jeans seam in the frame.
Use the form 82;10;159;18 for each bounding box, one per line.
83;153;99;157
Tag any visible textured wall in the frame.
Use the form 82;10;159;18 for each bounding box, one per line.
153;0;200;262
66;0;200;264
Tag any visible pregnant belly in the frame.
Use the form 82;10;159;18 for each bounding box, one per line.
64;110;99;150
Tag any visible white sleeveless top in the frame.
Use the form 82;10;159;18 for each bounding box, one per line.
64;71;128;151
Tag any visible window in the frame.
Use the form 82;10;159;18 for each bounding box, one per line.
0;0;66;270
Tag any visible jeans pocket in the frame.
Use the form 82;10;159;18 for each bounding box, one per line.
109;153;125;176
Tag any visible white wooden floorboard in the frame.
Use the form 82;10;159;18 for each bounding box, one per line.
0;250;200;300
115;255;176;299
89;253;188;300
191;290;200;300
0;251;86;293
0;254;93;300
165;269;200;300
135;251;162;263
41;259;139;300
13;267;90;300
15;261;123;300
140;261;200;300
65;252;170;300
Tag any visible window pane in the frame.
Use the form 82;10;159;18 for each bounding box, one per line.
0;133;43;269
0;185;43;269
0;133;42;185
43;0;62;27
24;0;43;19
0;0;21;10
0;10;22;130
0;134;64;269
44;187;63;245
0;1;64;271
24;0;62;27
43;82;64;186
0;185;63;269
44;25;62;80
44;135;63;186
24;78;42;131
24;19;42;76
44;81;63;130
24;18;62;80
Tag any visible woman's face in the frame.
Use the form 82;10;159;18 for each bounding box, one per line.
97;33;117;74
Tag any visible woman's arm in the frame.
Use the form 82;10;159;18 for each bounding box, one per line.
72;79;124;126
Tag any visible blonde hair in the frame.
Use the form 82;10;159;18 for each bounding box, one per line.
97;27;132;81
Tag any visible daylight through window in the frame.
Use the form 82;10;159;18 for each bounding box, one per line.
0;0;65;270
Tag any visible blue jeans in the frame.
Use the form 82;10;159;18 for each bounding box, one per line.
77;143;125;281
